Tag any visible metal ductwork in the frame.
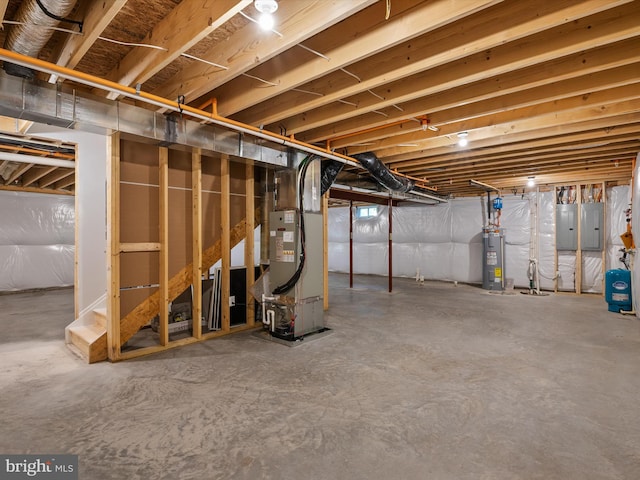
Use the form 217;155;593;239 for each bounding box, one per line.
3;0;78;79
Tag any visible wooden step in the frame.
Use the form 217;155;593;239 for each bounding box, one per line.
93;308;107;329
68;324;108;364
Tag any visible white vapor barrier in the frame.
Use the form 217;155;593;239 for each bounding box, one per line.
537;191;557;291
606;185;630;271
0;191;75;291
328;186;628;291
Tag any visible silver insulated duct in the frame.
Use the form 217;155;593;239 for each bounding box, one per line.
3;0;78;79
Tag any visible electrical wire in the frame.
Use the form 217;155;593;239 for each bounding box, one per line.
34;0;83;32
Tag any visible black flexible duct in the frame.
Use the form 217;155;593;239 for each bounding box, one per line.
353;151;414;193
320;159;344;195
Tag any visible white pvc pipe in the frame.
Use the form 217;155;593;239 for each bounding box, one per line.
0;151;75;168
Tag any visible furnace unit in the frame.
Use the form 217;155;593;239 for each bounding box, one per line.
262;155;325;340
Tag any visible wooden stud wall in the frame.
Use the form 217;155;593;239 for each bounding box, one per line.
554;180;606;295
106;138;262;361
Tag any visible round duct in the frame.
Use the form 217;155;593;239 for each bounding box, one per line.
3;0;78;79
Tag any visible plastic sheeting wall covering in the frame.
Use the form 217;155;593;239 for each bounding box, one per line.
0;191;74;291
328;186;629;292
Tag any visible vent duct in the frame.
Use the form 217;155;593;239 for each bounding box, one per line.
353;151;414;193
3;0;78;79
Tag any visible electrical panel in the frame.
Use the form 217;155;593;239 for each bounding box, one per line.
556;204;578;250
581;203;604;251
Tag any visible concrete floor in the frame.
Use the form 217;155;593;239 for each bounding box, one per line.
1;275;639;480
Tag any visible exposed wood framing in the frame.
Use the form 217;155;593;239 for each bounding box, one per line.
192;149;203;339
154;0;377;103
0;184;73;195
245;163;255;326
118;207;262;346
106;132;121;360
103;0;251;100
220;154;231;331
4;163;33;185
119;243;161;253
21;166;56;187
159;147;169;346
50;0;127;80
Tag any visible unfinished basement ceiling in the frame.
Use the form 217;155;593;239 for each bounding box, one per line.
0;0;638;197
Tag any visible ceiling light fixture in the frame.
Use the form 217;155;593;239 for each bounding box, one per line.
527;176;535;188
457;131;469;147
254;0;278;30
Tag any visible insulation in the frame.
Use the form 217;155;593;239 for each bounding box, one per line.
328;187;629;292
3;0;78;78
0;190;74;291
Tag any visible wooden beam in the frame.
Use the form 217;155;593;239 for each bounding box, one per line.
0;184;74;195
367;95;640;158
153;0;381;104
49;0;127;80
322;192;329;310
106;132;121;361
4;162;33;185
245;163;255;326
220;154;231;332
54;174;75;190
214;0;502;118
192;149;203;339
384;113;640;164
38;168;74;188
119;242;161;253
102;0;251;99
248;0;633;131
322;56;640;148
0;1;8;25
21;165;56;187
391;127;640;170
159;147;169;346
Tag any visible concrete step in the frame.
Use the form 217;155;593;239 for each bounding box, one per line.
68;324;108;364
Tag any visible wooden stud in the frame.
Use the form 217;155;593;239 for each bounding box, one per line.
349;200;354;289
159;147;169;346
245;162;255;326
576;182;582;295
322;191;329;310
554;186;558;294
601;180;607;297
106;132;121;361
192;149;203;339
119;242;161;253
221;154;231;332
117;323;258;361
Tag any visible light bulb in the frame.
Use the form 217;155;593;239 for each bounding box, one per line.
457;131;468;147
527;178;535;187
258;12;274;30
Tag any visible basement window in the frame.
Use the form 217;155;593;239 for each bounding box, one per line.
356;205;378;218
